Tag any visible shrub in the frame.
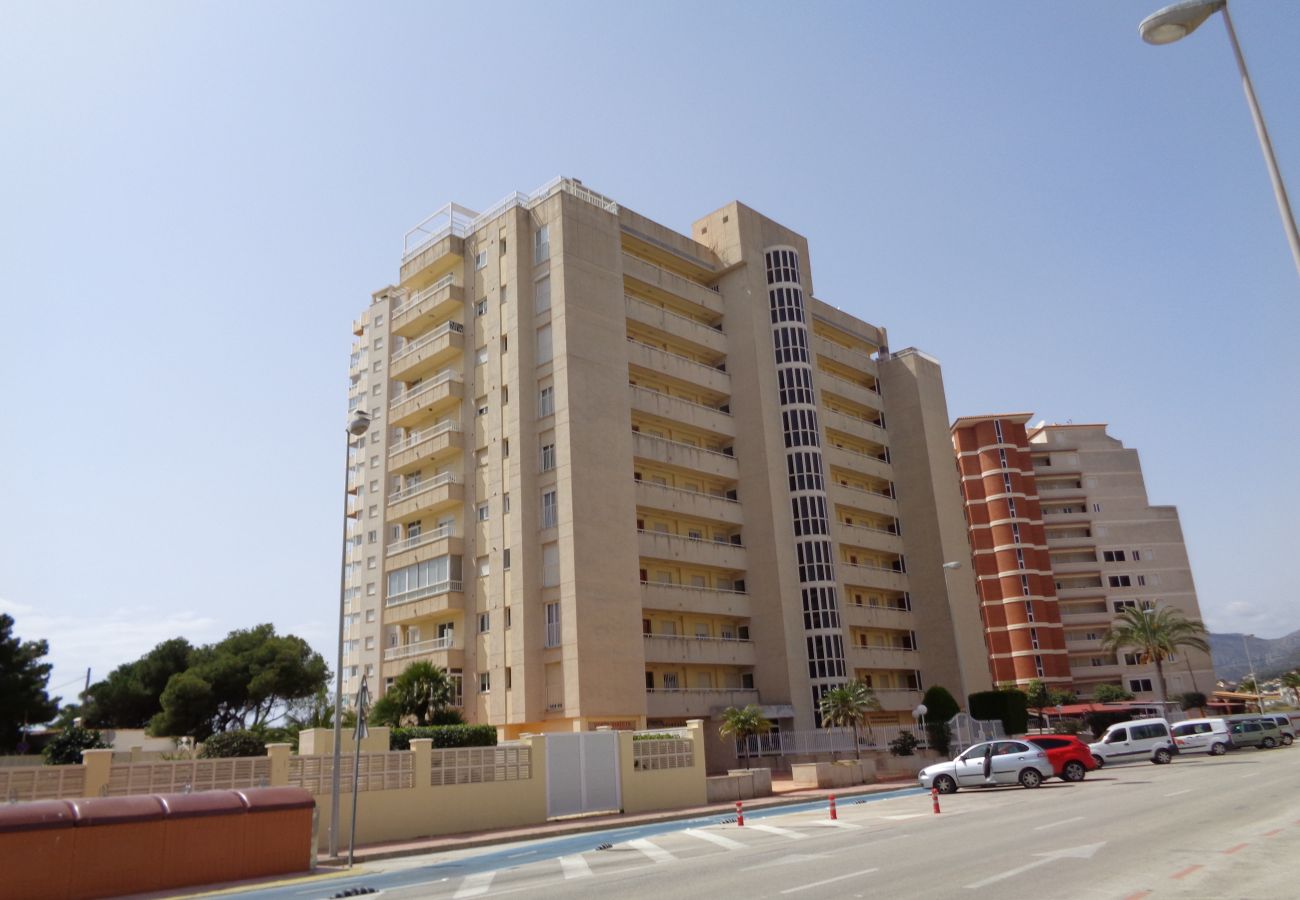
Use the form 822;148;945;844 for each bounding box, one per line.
389;724;497;751
1180;692;1208;713
43;726;108;766
1052;718;1084;735
926;721;953;756
1092;683;1135;703
198;729;266;759
889;730;919;757
968;690;1029;735
922;686;960;724
632;732;680;741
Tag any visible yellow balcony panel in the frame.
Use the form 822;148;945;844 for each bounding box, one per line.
841;563;908;594
388;422;463;475
390;373;464;428
632;432;738;481
387;475;464;523
642;635;757;668
634;480;743;527
385;525;464;568
870;688;923;712
645;688;759;719
629;386;735;441
834;521;904;556
829;483;899;519
846;645;920;670
381;636;465;678
627;339;730;396
638;530;746;571
823;444;893;483
624;295;725;356
399;224;466;284
392;274;465;339
842;602;914;632
383;581;466;626
390;322;465;381
640;582;751;618
622;252;724;317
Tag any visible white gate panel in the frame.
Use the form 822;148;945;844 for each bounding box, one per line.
546;732;621;818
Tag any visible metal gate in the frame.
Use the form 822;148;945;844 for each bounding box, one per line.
545;731;621;818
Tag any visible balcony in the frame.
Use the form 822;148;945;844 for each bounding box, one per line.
822;408;888;446
1069;662;1123;678
834;521;904;556
383;581;465;625
843;603;913;632
381;635;464;678
388;421;463;474
624;295;725;355
847;645;918;670
645;688;759;719
634;480;742;527
622;252;724;317
871;688;923;712
390;322;465;381
638;530;746;571
390;371;464;428
387;473;464;522
643;635;757;667
627;339;730;396
813;334;878;378
632;431;738;480
385;524;463;568
629;386;735;440
823;444;892;483
1059;608;1112;626
818;372;883;413
392;274;464;338
640;582;751;618
828;483;899;520
840;563;908;594
399;218;467;283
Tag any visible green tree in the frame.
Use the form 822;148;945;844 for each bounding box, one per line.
1101;607;1210;705
368;661;455;727
198;729;266;759
718;704;772;769
82;637;192;728
1180;691;1208;716
0;613;60;753
922;686;960;754
818;681;881;758
1023;681;1077;727
43;725;108;765
1093;683;1135;703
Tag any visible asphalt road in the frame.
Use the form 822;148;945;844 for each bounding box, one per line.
215;748;1300;900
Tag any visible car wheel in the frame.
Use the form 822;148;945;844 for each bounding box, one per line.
1210;742;1227;756
933;774;957;794
1153;748;1172;765
1019;768;1043;789
1261;737;1276;749
1092;754;1105;768
1283;735;1294;746
1062;761;1086;782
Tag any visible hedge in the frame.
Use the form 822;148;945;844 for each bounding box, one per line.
968;690;1029;736
389;724;497;751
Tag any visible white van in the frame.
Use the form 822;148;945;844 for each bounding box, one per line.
1089;717;1176;766
1171;717;1231;756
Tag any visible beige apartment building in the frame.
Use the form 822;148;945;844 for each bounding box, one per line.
341;177;990;767
1027;423;1217;700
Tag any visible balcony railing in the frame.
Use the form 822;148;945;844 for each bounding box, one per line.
391;369;458;409
627;337;727;379
385;580;463;608
386;524;455;557
383;635;454;662
388;471;458;504
391;321;464;366
389;420;461;457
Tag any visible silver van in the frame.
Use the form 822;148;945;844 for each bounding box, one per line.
1171;717;1231;755
1089;717;1176;766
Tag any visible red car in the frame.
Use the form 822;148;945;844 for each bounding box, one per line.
1024;735;1098;782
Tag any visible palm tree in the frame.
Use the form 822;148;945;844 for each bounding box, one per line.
818;681;882;758
718;704;772;769
1101;607;1210;706
369;661;454;727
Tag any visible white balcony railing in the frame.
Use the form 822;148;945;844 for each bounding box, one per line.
391;369;458;409
384;580;463;608
388;420;461;457
391;321;464;366
388;471;457;504
383;635;454;662
386;524;455;557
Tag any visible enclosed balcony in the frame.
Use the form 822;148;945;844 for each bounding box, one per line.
645;688;759;719
627;339;730;396
632;431;738;481
392;274;464;338
387;472;464;522
383;581;465;625
390;370;464;428
390;322;465;381
639;581;751;618
624;295;725;355
634;480;742;527
642;635;756;667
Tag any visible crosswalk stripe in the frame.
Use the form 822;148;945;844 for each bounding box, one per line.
748;823;809;840
804;819;864;829
453;870;496;898
560;854;592;879
685;828;748;849
628;838;676;863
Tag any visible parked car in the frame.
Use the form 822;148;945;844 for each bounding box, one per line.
1024;735;1098;782
1089;718;1176;766
1258;714;1296;746
918;740;1054;794
1227;717;1283;750
1171;718;1231;756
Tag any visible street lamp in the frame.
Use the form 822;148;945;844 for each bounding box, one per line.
330;409;371;859
940;561;973;702
1139;0;1300;279
1241;632;1264;714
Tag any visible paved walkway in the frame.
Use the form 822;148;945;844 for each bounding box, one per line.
318;772;921;866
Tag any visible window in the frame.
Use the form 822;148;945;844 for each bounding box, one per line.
544;601;561;647
476;448;488;467
476;346;489;365
476;298;487;317
501;386;509;405
662;672;679;690
373;337;384;351
1129;678;1153;693
364;636;375;651
993;419;1004;443
505;667;512;690
503;548;511;570
1137;575;1146;586
366;583;376;596
535;275;551;313
478;612;490;633
368;504;378;518
1103;550;1126;562
537;324;553;363
542;543;559;586
479;672;491;693
503;493;511;513
371;384;382;396
475;250;487;270
477;399;489;417
539;385;554;417
477;502;490;521
505;607;512;628
477;556;489;577
367;556;377;570
367;530;377;544
541;490;558;528
372;361;382;373
534;224;550;264
540;442;556;472
502;439;509;458
1092;503;1102;512
1108;575;1132;588
365;609;376;623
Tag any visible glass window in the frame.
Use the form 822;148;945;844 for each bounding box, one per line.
534;224;550;264
535;275;551;313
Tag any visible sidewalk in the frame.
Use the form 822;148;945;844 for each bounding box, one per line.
319;772;922;867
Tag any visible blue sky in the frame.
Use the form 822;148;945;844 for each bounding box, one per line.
2;1;1296;703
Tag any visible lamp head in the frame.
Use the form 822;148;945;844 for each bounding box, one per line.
942;561;962;571
1139;0;1225;45
347;410;373;436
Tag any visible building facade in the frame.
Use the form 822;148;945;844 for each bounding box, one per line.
341;177;990;766
952;416;1217;701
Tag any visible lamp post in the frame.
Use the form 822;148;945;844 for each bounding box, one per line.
941;561;972;700
1139;0;1300;279
1241;632;1263;713
330;410;371;859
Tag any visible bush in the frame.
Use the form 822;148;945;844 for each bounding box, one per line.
633;732;680;741
1180;692;1208;713
1092;683;1135;703
1052;718;1084;735
968;690;1029;735
199;730;266;759
43;726;108;766
922;686;960;724
390;724;497;751
926;721;953;756
889;730;919;757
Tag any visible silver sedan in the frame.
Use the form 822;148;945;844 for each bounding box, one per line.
918;739;1055;793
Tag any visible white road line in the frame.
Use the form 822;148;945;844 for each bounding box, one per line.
628;838;676;863
453;870;496;898
1165;789;1193;797
685;828;748;849
803;819;864;829
780;867;880;894
748;823;809;840
1034;816;1085;831
882;813;929;820
559;854;592;879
